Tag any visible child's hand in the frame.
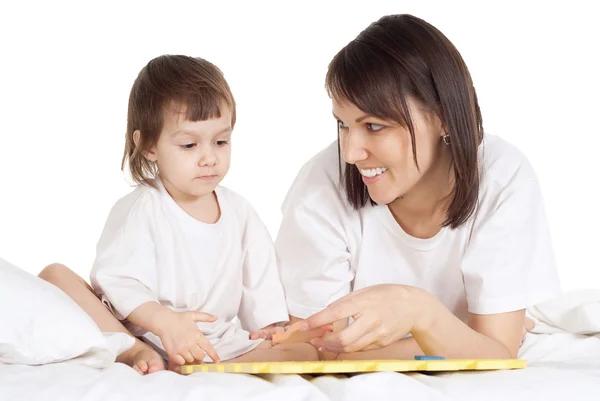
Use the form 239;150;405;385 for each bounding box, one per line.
250;325;284;340
155;309;221;366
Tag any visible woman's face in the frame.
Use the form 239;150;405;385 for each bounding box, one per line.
333;97;447;205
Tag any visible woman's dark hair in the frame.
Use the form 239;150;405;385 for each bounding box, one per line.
326;14;483;229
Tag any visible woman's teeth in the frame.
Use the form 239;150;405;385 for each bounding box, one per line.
359;167;388;178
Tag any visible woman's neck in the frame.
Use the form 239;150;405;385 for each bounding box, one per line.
387;154;454;239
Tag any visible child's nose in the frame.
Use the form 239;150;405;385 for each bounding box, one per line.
198;145;217;166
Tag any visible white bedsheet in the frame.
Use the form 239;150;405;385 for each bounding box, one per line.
2;290;600;400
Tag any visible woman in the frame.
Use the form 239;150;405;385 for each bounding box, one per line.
275;14;560;360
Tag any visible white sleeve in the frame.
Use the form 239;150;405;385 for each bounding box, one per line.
275;186;355;319
461;179;561;315
238;204;289;332
90;197;159;320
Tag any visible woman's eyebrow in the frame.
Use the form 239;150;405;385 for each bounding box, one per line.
332;112;377;123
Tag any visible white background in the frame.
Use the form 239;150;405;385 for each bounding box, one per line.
0;1;598;292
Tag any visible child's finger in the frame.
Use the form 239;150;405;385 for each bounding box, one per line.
182;350;195;363
198;338;220;363
191;312;218;323
191;344;206;363
171;353;186;366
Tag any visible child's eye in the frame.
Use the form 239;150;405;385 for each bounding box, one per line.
180;143;196;149
337;120;348;130
367;123;384;132
215;140;229;146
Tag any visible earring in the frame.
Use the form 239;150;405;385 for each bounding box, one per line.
443;134;451;146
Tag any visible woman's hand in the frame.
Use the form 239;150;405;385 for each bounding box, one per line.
302;284;533;359
301;284;427;354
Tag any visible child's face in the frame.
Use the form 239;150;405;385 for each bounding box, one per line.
146;102;232;201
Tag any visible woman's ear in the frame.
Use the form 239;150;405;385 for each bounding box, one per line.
422;107;446;138
434;115;447;139
133;130;157;162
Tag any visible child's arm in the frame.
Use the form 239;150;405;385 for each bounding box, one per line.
91;196;220;365
90;196;162;320
127;302;221;364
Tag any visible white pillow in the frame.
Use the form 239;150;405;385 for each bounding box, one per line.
0;257;134;367
528;289;600;335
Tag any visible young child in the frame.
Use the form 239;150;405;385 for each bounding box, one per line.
39;55;317;374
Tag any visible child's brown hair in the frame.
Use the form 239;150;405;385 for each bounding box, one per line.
122;55;236;187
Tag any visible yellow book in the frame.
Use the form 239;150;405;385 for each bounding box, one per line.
180;359;526;375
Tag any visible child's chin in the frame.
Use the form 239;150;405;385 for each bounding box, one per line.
194;189;218;198
187;184;219;197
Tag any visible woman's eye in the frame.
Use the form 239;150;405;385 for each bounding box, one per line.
367;123;384;132
181;143;196;149
216;140;229;146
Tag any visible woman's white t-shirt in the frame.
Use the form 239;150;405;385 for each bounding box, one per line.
275;134;561;321
90;179;289;362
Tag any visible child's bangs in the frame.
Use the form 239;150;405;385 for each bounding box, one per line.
166;92;228;123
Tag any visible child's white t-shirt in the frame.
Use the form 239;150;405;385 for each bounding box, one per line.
275;134;561;322
90;179;289;362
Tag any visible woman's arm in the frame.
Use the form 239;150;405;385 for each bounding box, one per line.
304;285;525;359
412;290;525;359
335;338;422;360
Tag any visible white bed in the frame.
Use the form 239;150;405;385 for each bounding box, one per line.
2;331;600;401
2;259;600;400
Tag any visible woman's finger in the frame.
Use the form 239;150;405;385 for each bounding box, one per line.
304;295;360;331
361;342;386;352
342;329;386;353
318;315;377;353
